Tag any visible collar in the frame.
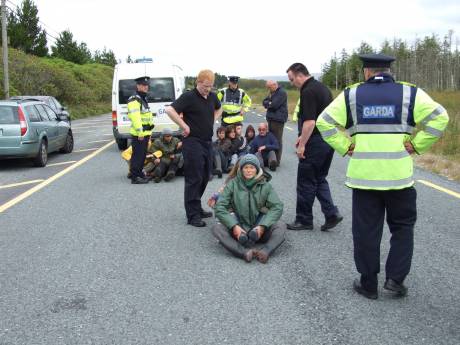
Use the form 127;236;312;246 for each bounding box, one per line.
194;87;208;99
367;73;394;84
300;76;314;91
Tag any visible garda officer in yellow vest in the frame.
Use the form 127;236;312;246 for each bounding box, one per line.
217;76;252;126
128;76;155;184
316;53;449;300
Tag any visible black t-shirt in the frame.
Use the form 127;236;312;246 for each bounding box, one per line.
171;88;221;141
298;77;333;136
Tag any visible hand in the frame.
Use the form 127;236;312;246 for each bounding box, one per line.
207;198;216;208
347;143;355;157
296;145;305;159
258;145;266;152
182;124;190;137
177;141;182;149
295;137;300;148
138;136;144;141
232;225;246;239
154;158;160;165
404;141;415;154
170;154;175;159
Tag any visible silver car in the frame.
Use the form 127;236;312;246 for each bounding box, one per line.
0;98;73;167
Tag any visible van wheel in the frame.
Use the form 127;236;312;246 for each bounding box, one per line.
60;130;74;153
33;140;48;167
116;138;128;151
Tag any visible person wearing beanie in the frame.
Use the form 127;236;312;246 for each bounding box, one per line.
212;154;286;263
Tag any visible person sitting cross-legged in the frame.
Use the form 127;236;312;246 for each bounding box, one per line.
149;128;183;183
212;154;286;263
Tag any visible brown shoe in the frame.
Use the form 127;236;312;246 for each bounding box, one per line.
253;249;269;264
243;249;254;263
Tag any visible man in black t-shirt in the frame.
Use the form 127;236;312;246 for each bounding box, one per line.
286;63;342;232
166;69;222;227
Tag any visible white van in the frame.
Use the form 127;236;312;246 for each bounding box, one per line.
112;60;184;150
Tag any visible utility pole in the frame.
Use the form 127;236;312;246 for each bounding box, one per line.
1;0;9;99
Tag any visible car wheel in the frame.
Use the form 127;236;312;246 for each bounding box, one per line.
33;140;48;167
116;138;128;151
60;130;74;153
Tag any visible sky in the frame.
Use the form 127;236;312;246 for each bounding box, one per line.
10;0;460;77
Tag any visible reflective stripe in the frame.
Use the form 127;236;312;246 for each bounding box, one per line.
352;151;409;159
346;177;413;188
401;84;411;125
347;124;415;135
424;126;444;137
128;108;139;114
321;112;340;126
421;106;446;125
349;87;357;124
320;128;339;138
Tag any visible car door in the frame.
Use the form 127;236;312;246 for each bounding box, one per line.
23;104;45;146
44;104;67;147
34;104;58;152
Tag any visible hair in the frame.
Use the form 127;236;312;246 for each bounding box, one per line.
196;69;215;83
225;124;236;137
226;159;240;182
216;126;226;136
367;67;391;74
286;62;310;76
234;122;243;128
245;124;255;138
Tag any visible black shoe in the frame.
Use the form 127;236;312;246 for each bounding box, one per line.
188;219;206;227
353;279;378;300
287;221;313;231
164;171;175;182
217;170;223;178
200;210;213;218
268;160;277;171
131;177;149;184
154;176;162;183
237;232;248;245
384;278;408;297
321;213;344;231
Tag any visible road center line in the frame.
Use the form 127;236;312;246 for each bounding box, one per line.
417;179;460;199
87;139;112;143
46;161;77;167
0;140;115;214
73;148;99;152
0;179;45;190
285;126;293;131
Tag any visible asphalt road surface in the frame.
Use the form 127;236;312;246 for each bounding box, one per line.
1;111;459;345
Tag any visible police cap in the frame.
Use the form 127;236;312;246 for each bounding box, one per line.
228;76;239;83
359;53;395;68
134;76;150;85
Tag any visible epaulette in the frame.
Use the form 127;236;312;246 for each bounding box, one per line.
396;81;417;87
127;94;142;103
345;82;364;90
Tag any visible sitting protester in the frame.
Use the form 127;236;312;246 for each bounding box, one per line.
212;126;227;178
235;123;248;156
245;125;256;152
222;124;240;172
250;122;280;171
212;154;286;263
148;128;183;183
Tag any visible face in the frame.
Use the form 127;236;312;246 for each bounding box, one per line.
229;82;238;90
258;125;268;136
266;82;277;92
235;125;242;136
196;79;213;97
228;130;236;139
242;164;257;179
217;131;225;139
287;71;305;89
247;130;255;138
137;84;149;93
163;134;172;142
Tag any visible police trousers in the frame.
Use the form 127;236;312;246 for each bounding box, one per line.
130;136;148;179
182;137;212;222
296;134;338;225
352;187;417;292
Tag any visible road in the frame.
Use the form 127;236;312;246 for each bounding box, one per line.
0;111;459;345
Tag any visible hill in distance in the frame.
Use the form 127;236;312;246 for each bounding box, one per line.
248;73;321;81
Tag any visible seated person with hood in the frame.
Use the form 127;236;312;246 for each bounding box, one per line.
235;123;248;156
212;126;227;178
212;154;286;263
146;128;183;182
250;122;280;171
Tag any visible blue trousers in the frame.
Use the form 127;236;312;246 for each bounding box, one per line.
295;134;338;225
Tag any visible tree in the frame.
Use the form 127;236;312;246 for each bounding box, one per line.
51;30;92;64
6;0;48;56
94;47;117;67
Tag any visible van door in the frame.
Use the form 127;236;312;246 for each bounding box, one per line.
0;105;21;149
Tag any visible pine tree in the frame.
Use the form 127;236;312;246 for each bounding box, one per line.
51;30;92;64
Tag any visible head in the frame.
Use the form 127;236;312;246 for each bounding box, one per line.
162;128;173;142
266;80;278;93
359;53;395;81
228;76;239;90
257;122;268;137
196;69;215;97
245;125;255;139
286;63;310;89
225;125;236;139
239;154;261;180
235;123;243;136
135;76;150;94
216;126;226;140
363;67;391;81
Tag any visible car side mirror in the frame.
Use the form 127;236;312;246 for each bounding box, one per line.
57;114;69;121
61;106;67;111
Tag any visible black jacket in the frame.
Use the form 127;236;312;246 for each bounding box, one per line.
263;87;288;123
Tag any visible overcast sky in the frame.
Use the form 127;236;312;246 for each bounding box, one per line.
13;0;460;77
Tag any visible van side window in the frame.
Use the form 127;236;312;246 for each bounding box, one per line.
25;105;41;122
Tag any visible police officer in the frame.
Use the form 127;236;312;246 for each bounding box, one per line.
217;76;252;126
165;70;222;227
316;53;449;299
127;76;155;184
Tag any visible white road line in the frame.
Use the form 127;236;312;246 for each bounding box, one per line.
285;126;294;131
46;161;77;167
257;114;262;117
102;133;114;136
0;179;45;190
72;130;98;133
73;148;99;153
87;139;112;144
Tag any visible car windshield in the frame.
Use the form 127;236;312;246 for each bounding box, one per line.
0;106;18;124
118;78;175;104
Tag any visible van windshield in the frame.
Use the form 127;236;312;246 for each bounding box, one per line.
118;78;175;104
0;106;18;124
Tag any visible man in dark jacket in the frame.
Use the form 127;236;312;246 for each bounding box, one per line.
263;80;288;165
249;122;280;171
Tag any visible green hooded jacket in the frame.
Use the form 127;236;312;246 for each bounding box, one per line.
215;169;283;231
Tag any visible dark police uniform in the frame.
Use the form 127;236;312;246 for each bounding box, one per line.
170;88;221;225
294;77;339;227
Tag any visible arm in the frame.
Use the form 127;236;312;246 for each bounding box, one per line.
127;99;143;138
214;107;223;121
258;185;284;229
214;181;239;229
265;133;280;151
267;89;287;111
242;92;252;113
165;105;190;137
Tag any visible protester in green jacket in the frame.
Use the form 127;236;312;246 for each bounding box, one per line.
213;154;285;263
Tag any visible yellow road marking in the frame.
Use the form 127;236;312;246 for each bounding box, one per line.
73;148;99;153
72;130;98;133
0;179;45;190
0;140;115;214
417;179;460;199
285;126;293;131
87;139;112;143
46;161;77;167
